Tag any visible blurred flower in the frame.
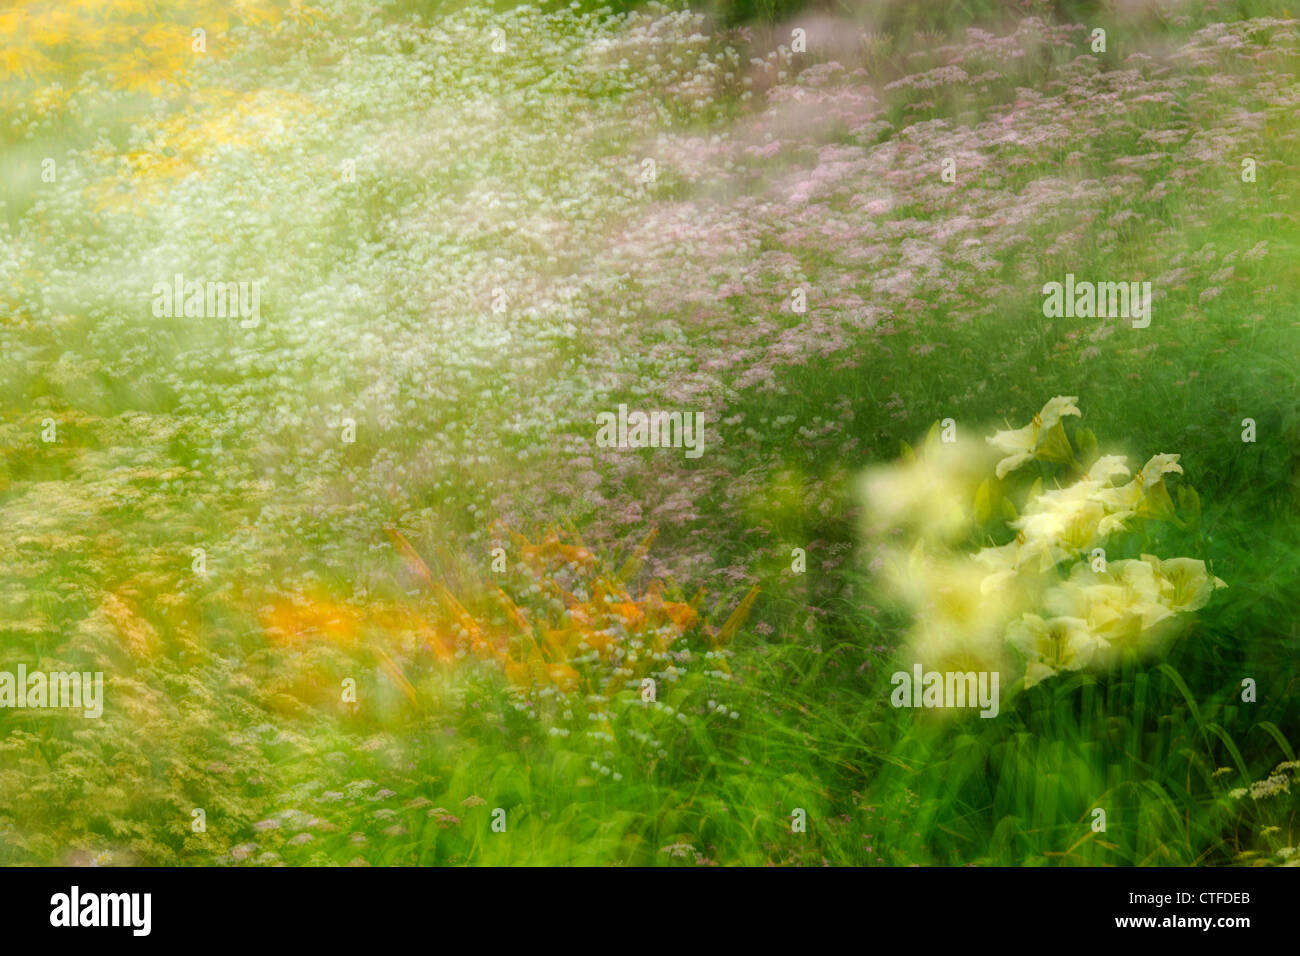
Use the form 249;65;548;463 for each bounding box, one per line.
864;399;1225;691
861;434;994;545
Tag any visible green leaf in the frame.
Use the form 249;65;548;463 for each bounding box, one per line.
1255;722;1296;761
1074;427;1099;466
973;478;991;525
1177;484;1201;525
1034;421;1074;465
1026;476;1043;508
1138;480;1178;522
1207;723;1249;780
923;420;942;455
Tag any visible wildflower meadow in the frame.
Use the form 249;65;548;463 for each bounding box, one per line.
0;0;1297;886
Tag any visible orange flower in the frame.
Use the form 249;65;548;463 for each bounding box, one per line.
261;594;361;645
609;602;646;631
544;662;580;693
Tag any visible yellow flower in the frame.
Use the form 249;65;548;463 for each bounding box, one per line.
972;539;1024;593
29;9;80;48
1010;480;1111;568
1139;454;1183;486
1096;509;1135;537
1094;453;1183;514
1007;614;1098;688
889;550;1026;673
986;395;1080;479
1000;453;1143;569
861;438;991;544
1087;455;1130;482
986;422;1037;479
0;44;56;80
863;397;1226;690
230;0;284;28
1141;555;1227;613
1045;559;1176;658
